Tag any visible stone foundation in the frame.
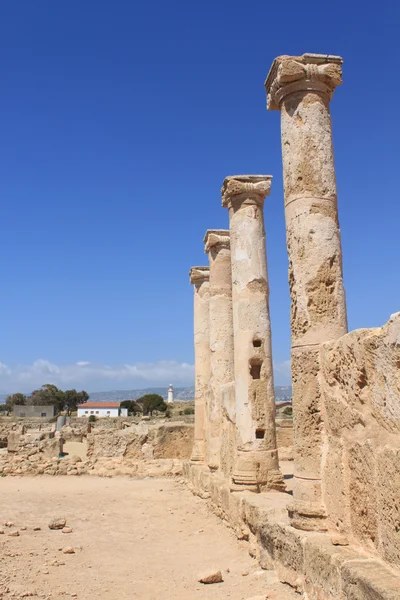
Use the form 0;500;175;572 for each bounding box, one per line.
184;462;400;600
0;421;193;478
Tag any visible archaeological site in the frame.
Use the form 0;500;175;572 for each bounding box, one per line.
186;53;400;599
1;52;398;600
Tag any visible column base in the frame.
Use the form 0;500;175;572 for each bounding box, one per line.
289;474;328;531
232;450;286;492
190;440;205;463
287;500;328;532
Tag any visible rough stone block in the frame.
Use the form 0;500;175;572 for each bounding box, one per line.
341;559;400;600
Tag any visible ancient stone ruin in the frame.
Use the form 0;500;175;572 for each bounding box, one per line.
185;53;400;599
0;418;193;478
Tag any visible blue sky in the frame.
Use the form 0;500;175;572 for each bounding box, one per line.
0;1;397;394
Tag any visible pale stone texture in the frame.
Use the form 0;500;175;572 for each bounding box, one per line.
204;230;235;471
184;460;400;599
1;422;193;478
189;267;210;463
265;54;348;528
220;381;236;477
320;313;400;569
222;176;283;491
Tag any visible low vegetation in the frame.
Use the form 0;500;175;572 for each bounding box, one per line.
121;394;168;416
2;384;89;415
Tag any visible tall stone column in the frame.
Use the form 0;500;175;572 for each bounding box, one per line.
265;54;348;529
222;176;284;491
205;230;235;471
189;267;210;463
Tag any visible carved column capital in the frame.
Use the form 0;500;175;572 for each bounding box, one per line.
265;53;343;110
189;266;209;285
221;175;272;210
204;229;230;254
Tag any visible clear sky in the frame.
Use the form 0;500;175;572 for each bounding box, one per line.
0;0;398;394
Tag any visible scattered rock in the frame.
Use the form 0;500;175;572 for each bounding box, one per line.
331;534;349;546
20;526;27;530
7;530;20;537
33;526;41;531
198;569;223;584
62;527;73;534
48;559;65;567
48;517;67;530
62;546;75;554
0;529;4;534
4;521;15;527
242;570;249;576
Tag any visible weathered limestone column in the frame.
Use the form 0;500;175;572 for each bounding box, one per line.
189;267;210;463
222;176;284;491
205;230;235;471
265;54;348;529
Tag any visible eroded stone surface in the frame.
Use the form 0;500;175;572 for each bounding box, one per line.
204;230;235;472
222;176;283;491
320;313;400;568
265;53;348;528
189;267;210;463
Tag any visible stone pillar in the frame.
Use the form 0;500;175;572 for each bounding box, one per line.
265;54;348;529
189;267;210;463
204;230;235;471
222;176;284;491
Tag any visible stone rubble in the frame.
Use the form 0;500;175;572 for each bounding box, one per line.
198;569;224;584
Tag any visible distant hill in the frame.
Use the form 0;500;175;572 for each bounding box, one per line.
0;386;292;404
88;385;292;403
88;387;195;403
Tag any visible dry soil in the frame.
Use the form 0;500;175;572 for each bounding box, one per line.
0;476;298;600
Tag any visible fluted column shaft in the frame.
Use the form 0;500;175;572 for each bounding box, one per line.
189;267;210;463
205;230;235;471
266;53;348;529
222;176;284;491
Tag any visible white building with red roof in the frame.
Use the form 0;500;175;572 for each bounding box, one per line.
77;402;127;418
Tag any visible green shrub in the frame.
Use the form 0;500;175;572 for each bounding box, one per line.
283;406;293;416
88;414;97;422
183;407;194;415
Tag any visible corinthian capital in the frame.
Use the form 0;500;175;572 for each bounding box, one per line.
265;53;343;110
189;266;210;284
221;175;272;209
203;229;230;254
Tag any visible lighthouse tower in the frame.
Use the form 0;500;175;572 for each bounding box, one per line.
167;384;174;404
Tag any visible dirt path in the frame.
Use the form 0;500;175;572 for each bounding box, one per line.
0;476;297;600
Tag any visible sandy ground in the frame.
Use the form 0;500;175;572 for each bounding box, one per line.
0;476;298;600
62;441;88;460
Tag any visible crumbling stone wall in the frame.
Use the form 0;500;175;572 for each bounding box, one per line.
0;421;194;479
86;422;194;460
320;312;400;568
6;430;61;458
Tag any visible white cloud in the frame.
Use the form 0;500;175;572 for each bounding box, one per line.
0;359;195;394
273;360;292;383
0;358;292;394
